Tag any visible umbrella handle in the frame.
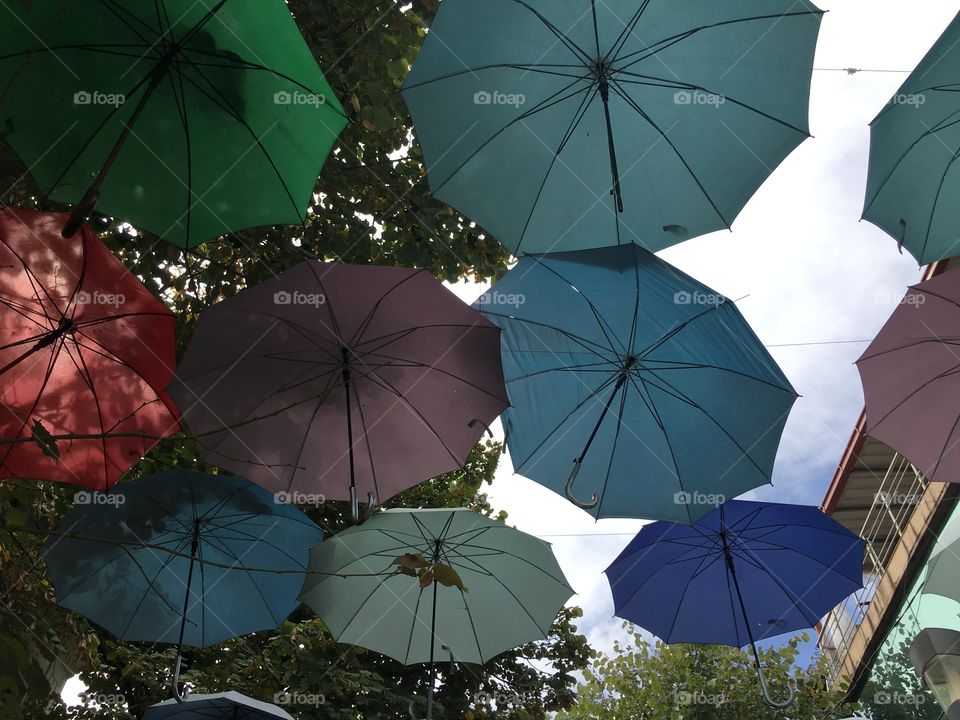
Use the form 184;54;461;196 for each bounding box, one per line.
351;488;378;524
565;460;599;509
172;654;190;703
756;661;797;709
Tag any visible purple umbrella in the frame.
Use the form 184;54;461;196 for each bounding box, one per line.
857;268;960;483
168;262;508;520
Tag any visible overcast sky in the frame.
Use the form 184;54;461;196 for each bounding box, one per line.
447;0;960;665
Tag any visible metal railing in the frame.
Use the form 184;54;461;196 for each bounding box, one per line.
818;453;927;683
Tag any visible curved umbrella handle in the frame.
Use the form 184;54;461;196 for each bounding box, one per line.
172;653;190;703
565;460;599;509
756;663;797;709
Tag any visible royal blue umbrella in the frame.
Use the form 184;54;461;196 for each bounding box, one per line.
43;470;323;699
605;500;865;707
474;245;797;522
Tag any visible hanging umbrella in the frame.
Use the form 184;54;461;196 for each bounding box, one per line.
43;470;323;697
856;268;960;484
168;261;509;522
920;513;960;602
299;508;573;719
0;206;179;490
863;11;960;264
0;0;347;248
605;500;866;707
474;244;797;522
401;0;823;256
142;691;293;720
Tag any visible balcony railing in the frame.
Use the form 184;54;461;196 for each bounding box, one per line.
818;453;928;682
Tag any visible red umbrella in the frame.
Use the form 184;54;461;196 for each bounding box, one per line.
0;207;179;490
857;268;960;483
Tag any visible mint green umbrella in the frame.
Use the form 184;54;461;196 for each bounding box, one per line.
0;0;346;247
299;508;573;719
402;0;823;255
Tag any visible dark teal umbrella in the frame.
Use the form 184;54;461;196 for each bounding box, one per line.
402;0;823;255
43;470;323;698
474;245;797;522
863;12;960;264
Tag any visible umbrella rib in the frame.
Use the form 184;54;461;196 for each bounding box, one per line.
865;108;960;215
920;147;960;261
612;11;824;71
401;63;591;92
201;532;285;628
640;368;770;477
173;49;349;121
352;347;508;403
609;79;730;227
729;537;862;587
615;70;810;135
595;376;630;512
863;355;960;430
509;372;620;471
479;311;615;362
506;360;618;383
174;62;303;224
169;50;195;244
602;0;651;67
662;549;727;643
346;270;425;349
430;79;594;195
99;0;160;40
516;81;601;253
527;256;629;358
116;534;194;640
507;0;595;66
350;377;383;503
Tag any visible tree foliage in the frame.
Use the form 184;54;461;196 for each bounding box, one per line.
0;1;594;718
555;625;860;720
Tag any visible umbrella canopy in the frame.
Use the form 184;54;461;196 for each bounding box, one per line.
299;508;573;666
0;206;179;490
856;269;960;484
606;500;865;707
168;262;509;514
605;501;865;647
922;513;960;602
43;470;323;648
474;245;797;522
0;0;347;248
142;691;293;720
863;11;960;264
402;0;823;256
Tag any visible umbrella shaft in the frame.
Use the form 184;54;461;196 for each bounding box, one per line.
598;76;624;214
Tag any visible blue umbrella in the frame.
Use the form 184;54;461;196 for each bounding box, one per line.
402;0;823;256
43;470;323;699
141;691;293;719
474;245;797;522
605;500;865;706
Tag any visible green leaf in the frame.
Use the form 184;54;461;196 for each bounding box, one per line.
433;562;467;592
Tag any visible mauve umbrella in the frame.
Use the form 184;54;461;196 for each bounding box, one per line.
168;262;509;520
857;268;960;483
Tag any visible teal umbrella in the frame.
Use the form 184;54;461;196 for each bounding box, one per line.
402;0;823;255
299;508;573;719
864;12;960;264
0;0;347;247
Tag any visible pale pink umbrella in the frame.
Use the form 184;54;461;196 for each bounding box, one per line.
857;268;960;483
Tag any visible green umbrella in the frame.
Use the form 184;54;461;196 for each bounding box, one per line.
0;0;347;248
863;12;960;264
299;508;573;719
401;0;823;255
